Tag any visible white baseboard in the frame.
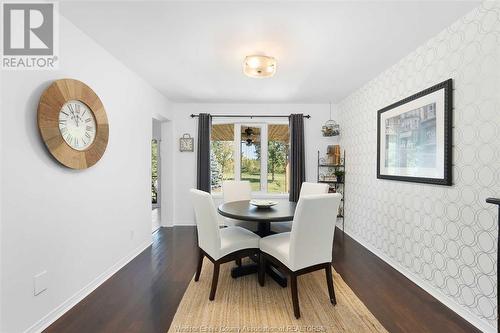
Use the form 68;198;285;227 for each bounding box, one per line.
342;229;496;333
172;221;196;226
23;239;153;333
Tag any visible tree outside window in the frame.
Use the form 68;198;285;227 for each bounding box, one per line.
211;124;235;192
267;124;289;193
151;139;159;203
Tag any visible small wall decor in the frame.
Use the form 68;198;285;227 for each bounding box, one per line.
326;145;341;165
377;79;452;185
37;79;109;169
322;102;340;137
179;133;194;152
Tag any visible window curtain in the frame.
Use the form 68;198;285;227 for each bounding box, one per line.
289;114;305;202
196;113;212;192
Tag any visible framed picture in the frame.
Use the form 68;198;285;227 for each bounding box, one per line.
377;79;452;185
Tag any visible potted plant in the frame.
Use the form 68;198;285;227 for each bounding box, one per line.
334;170;345;183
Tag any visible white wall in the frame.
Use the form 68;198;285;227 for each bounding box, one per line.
152;119;162;140
338;2;499;332
0;16;172;333
170;103;339;225
160;120;175;227
0;63;3;331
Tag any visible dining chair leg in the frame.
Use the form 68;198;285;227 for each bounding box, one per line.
325;264;337;305
258;254;265;286
290;274;300;319
194;249;204;282
209;263;220;301
235;258;242;267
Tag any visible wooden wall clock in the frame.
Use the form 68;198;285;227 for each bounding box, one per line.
37;79;109;169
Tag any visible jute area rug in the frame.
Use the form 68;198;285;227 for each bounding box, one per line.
168;258;388;333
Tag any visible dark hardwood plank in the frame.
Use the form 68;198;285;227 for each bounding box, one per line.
45;226;479;333
44;227;197;333
332;229;480;333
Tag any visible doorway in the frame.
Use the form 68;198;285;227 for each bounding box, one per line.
152;119;161;232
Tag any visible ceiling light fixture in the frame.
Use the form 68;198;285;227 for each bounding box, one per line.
244;127;254;146
243;55;276;78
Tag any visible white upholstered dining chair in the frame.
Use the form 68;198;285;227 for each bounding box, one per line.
190;189;260;300
271;182;330;233
221;180;257;231
259;193;342;318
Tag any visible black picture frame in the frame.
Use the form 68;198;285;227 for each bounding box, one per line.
376;79;453;186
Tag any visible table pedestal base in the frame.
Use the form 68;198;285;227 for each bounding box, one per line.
266;265;287;288
257;222;271;237
231;254;287;287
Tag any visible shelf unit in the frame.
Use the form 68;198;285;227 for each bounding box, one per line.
317;150;345;232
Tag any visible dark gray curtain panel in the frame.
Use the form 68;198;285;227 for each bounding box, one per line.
289;114;306;202
196;113;212;192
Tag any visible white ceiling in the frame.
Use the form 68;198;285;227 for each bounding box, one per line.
60;1;480;103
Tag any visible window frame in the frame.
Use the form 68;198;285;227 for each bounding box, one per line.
211;118;289;198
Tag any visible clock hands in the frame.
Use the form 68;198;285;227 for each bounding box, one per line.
76;114;84;127
67;109;79;127
60;101;96;152
68;104;87;127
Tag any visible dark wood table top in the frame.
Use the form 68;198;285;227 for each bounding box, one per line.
218;200;296;222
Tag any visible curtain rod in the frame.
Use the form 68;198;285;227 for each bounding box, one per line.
190;114;311;119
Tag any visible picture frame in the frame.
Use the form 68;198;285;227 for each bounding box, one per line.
377;79;452;186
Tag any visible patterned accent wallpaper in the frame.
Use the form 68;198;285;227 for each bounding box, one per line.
337;2;499;331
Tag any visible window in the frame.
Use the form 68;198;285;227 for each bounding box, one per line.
240;125;262;191
267;124;289;193
151;139;159;204
211;122;289;194
211;124;235;192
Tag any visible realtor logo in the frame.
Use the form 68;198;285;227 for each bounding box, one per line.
2;2;59;70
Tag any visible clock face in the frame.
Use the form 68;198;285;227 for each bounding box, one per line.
180;138;193;151
58;100;96;151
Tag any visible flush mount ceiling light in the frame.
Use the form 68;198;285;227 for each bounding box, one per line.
243;55;276;78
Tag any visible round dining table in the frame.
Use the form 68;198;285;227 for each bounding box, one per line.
218;200;296;287
218;200;296;236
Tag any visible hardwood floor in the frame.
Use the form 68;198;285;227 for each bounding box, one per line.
45;227;198;333
332;230;479;333
45;227;479;333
